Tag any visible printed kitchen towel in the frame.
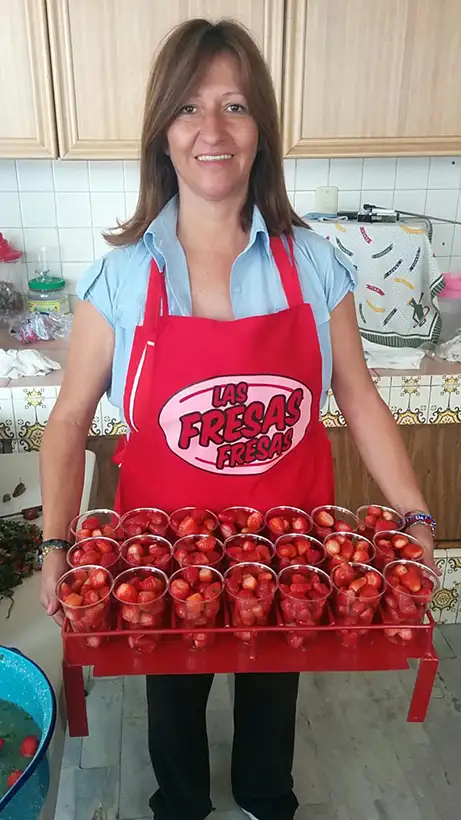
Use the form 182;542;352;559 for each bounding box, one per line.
310;221;444;348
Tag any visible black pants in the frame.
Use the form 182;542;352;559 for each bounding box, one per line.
146;672;299;820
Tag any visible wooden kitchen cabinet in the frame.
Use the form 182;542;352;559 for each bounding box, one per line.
46;0;284;159
283;0;461;157
0;0;57;158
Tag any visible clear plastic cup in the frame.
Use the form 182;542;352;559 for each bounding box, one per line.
169;565;224;650
382;560;439;645
224;562;277;643
114;566;168;653
224;533;275;567
311;505;359;541
373;531;425;572
218;506;264;538
173;534;224;569
121;534;172;573
275;534;325;570
73;509;122;541
356;505;405;540
331;562;385;649
56;565;114;648
324;532;375;572
120;507;169;538
67;537;121;573
265;506;312;539
170;507;218;537
278;564;332;649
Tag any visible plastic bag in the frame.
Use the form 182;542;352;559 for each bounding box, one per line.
10;311;73;344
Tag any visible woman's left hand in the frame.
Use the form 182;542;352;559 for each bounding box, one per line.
406;523;441;576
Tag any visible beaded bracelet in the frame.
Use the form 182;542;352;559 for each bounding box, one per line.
404;511;436;537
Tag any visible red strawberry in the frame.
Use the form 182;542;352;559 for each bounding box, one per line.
19;735;39;758
170;579;190;599
115;582;138;603
89;568;108;589
7;770;23;788
314;510;335;528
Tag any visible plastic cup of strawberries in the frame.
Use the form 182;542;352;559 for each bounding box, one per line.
173;533;224;569
73;509;122;543
120;507;169;538
373;531;425;572
310;505;359;541
265;506;312;539
113;566;169;653
275;534;325;570
170;507;218;538
324;532;375;573
121;534;172;573
67;537;121;573
56;565;114;648
224;533;274;567
169;565;224;650
382;559;439;645
331;562;385;649
224;562;277;643
278;564;332;649
218;507;264;539
356;504;405;540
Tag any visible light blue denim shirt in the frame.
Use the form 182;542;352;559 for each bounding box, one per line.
77;196;356;417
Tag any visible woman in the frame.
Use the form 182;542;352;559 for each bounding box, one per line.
39;18;437;820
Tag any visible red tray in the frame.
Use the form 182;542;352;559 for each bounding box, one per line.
62;598;439;736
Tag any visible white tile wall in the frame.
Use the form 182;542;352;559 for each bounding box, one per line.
1;156;461;294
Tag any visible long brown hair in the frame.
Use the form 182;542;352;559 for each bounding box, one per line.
104;18;306;246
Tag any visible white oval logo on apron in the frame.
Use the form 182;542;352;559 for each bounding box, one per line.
159;375;312;476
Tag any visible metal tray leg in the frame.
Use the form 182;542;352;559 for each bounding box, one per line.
63;663;89;737
407;656;439;723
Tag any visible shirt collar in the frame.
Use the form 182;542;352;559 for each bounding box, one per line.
143;194;271;262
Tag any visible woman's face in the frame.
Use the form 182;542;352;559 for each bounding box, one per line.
166;52;259;204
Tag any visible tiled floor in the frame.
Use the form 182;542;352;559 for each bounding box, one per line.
55;625;461;820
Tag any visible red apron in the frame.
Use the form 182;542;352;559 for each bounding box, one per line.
114;235;334;515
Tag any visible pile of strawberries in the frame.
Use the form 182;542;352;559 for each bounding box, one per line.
218;507;264;539
224;534;273;566
173;534;223;567
311;507;357;541
114;568;167;653
170;507;218;537
374;532;424;569
121;535;171;571
266;507;311;537
170;566;223;649
121;507;169;537
382;561;435;644
331;563;384;647
68;537;120;570
225;564;277;642
75;513;119;542
324;533;374;569
279;567;331;648
357;504;403;537
58;566;113;647
275;534;325;569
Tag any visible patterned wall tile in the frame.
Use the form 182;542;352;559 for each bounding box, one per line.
0;387;15;447
11;386;57;452
428;375;461;424
430;549;448;623
321;390;345;427
100;394;126;437
372;374;391;404
90;401;103;437
431;549;461;624
389;375;431;424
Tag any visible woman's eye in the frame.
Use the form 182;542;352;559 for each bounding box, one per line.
179;104;197;115
227;103;245;113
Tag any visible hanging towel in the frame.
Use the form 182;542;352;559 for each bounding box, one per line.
310;221;445;348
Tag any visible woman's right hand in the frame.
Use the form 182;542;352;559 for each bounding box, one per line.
40;549;69;626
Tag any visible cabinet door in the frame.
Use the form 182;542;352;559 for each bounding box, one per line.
283;0;461;157
47;0;284;159
0;0;57;158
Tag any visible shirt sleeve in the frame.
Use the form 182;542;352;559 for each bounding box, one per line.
326;245;357;312
293;226;357;317
76;251;122;329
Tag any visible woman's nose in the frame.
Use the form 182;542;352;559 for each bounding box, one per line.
200;109;226;143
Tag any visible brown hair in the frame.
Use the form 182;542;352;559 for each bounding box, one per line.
104;18;306;247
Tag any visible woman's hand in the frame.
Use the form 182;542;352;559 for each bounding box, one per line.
406;524;440;576
40;549;69;626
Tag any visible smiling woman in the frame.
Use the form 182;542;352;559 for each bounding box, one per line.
39;16;436;820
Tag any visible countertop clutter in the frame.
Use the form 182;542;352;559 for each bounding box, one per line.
60;504;439;737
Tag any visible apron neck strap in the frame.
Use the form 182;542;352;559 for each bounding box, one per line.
143;258;168;329
269;235;304;308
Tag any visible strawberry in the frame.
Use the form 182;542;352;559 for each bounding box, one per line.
314;510;335;529
170;578;190;599
170;565;223;647
121;508;169;538
69;537;120;570
63;592;83;607
115;567;167;650
7;770;23;789
173;534;223;568
122;534;171;571
324;533;373;570
224;534;274;567
171;507;217;536
89;568;108;589
331;563;384;647
19;735;39;758
114;583;137;603
382;560;436;644
218;507;263;537
82;590;100;606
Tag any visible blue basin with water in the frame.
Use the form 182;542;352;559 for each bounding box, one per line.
0;647;56;819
